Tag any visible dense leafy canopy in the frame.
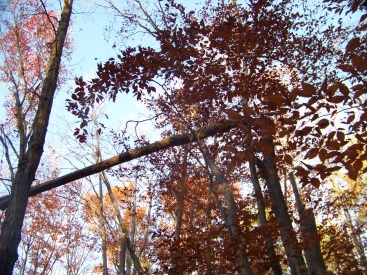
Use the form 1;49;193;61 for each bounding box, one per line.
0;0;366;274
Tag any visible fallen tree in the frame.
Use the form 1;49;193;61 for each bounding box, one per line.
0;120;235;210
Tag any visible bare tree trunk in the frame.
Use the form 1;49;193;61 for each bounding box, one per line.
341;199;367;274
119;235;126;275
0;1;73;274
257;142;308;275
289;172;328;275
200;141;253;275
249;161;283;275
101;171;143;274
98;175;109;275
127;181;137;275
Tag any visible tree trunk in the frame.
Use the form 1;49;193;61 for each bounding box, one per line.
0;1;73;274
289;172;328;275
101;171;144;274
257;142;308;275
98;175;108;275
341;199;367;274
200;141;253;275
119;235;126;275
249;161;283;275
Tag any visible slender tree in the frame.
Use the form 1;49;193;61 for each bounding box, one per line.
0;0;73;273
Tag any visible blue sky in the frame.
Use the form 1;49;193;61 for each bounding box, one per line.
46;0;208;172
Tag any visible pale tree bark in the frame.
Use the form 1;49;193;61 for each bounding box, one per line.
340;197;367;274
289;172;328;275
119;234;126;275
170;146;187;272
98;175;108;275
257;141;309;275
100;171;144;274
248;161;283;275
0;1;73;274
199;141;253;275
94;117;109;275
92;114;143;274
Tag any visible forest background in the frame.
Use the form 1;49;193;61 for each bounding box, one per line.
0;0;366;274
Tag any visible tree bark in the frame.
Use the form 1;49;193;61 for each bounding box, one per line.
0;1;73;274
101;171;144;274
200;141;253;275
98;176;108;275
0;121;235;210
248;161;283;275
257;142;308;275
289;172;328;275
119;235;126;275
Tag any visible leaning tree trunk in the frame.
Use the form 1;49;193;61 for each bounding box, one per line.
0;1;73;274
289;172;328;275
257;141;309;275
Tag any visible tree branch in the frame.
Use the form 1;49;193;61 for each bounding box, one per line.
0;120;235;210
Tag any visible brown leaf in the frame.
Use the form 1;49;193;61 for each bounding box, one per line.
338;84;350;97
346;114;355;124
329;96;344;104
348;169;358;181
222;145;238;153
225;109;243;121
284;154;293;165
319;149;327;162
337;131;345;142
338;64;357;74
243;106;256;115
353;159;363;173
345;37;360;53
243;150;254;162
352;54;367;72
354;89;366;100
310;177;321;188
305;148;319;159
320;76;327;94
238;123;251;134
299;82;316;97
269;94;286;106
317;119;329;129
326;140;340;151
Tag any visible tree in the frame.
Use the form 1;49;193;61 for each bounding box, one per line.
0;0;366;273
0;0;73;273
